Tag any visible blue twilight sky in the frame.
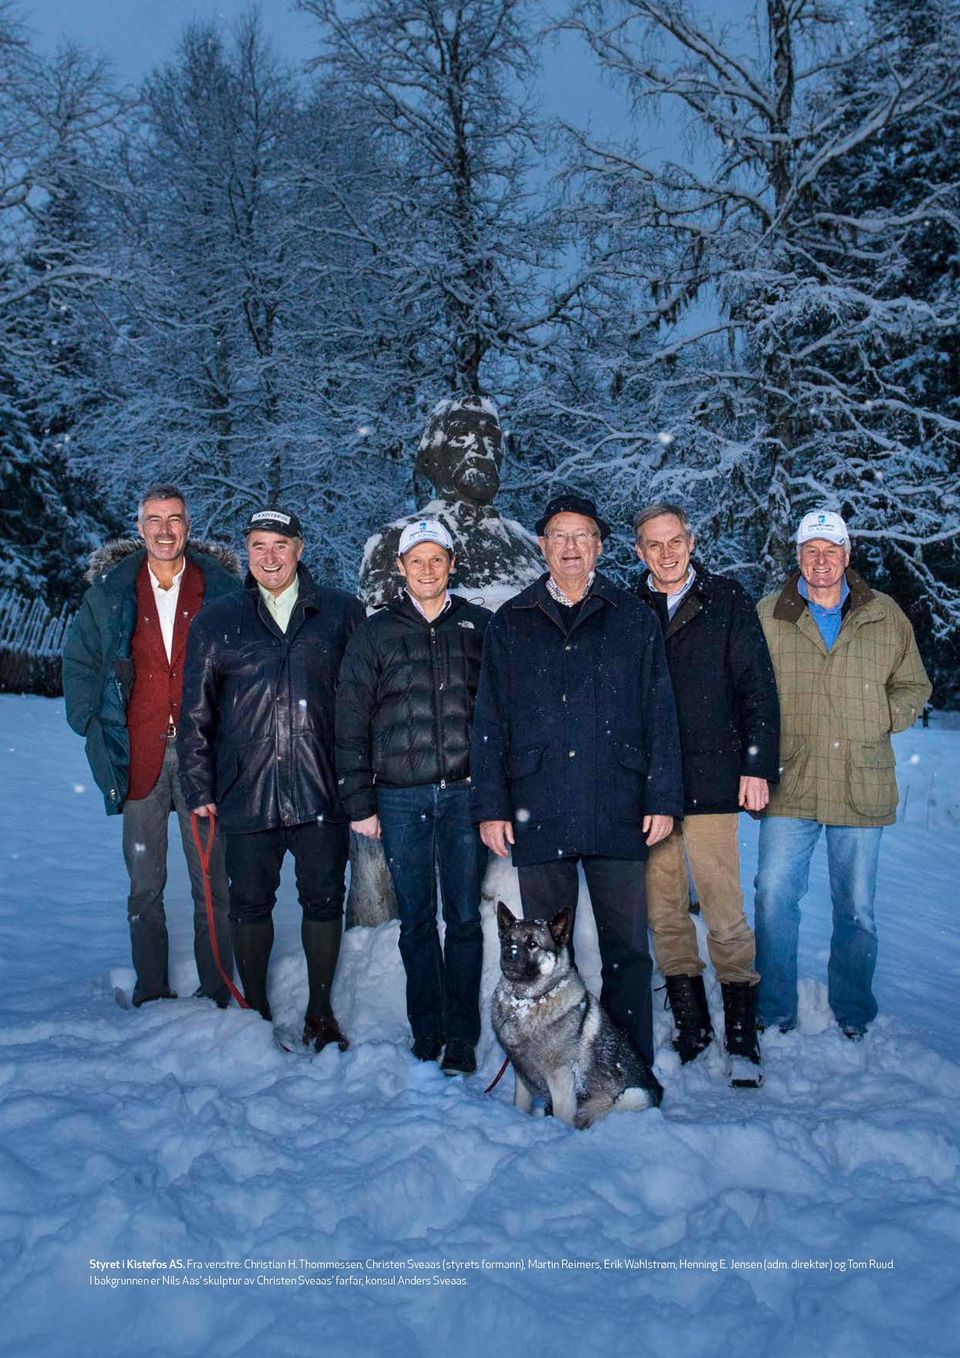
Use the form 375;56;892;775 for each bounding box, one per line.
19;0;756;159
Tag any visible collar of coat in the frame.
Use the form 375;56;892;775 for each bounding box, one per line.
639;558;714;637
385;591;472;626
243;560;322;610
509;570;621;610
772;568;874;623
84;537;241;588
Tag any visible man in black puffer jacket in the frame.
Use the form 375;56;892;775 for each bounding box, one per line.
336;518;492;1075
635;503;779;1088
178;507;365;1052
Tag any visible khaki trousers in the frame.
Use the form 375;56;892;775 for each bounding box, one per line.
645;813;758;984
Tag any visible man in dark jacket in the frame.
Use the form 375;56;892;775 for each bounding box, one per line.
471;493;683;1069
635;503;780;1086
336;519;491;1074
177;507;365;1051
63;483;240;1007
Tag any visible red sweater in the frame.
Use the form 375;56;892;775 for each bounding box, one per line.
126;559;205;800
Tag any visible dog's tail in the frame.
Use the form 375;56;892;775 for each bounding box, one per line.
615;1080;663;1112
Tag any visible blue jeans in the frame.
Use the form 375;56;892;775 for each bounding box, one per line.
754;817;883;1032
377;782;487;1045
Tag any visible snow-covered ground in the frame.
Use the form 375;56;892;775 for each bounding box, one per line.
1;696;958;1358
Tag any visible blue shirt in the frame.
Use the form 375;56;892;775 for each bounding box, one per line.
798;574;850;650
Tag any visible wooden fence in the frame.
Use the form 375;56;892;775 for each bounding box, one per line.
0;590;74;696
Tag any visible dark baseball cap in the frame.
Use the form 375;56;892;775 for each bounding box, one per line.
243;507;303;538
535;493;611;541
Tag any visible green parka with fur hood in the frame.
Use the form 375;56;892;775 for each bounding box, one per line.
757;569;931;827
62;538;241;814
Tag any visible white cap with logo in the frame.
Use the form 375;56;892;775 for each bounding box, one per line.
796;509;850;548
397;518;455;555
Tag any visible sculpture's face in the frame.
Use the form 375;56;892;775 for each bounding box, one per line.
420;408;502;504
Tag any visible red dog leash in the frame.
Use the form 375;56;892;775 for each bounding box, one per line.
192;810;514;1073
190;811;249;1010
485;1056;510;1093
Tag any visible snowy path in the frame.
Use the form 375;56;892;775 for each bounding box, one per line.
0;697;958;1358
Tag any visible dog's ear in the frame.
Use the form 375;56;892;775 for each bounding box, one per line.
496;900;517;935
548;909;573;947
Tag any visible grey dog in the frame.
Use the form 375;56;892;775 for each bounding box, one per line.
492;903;664;1128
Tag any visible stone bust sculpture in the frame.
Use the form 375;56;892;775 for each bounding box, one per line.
348;394;541;927
359;394;542;610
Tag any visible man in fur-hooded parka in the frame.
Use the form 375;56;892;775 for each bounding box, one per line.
62;483;241;1007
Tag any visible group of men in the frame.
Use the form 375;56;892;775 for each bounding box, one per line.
64;448;931;1089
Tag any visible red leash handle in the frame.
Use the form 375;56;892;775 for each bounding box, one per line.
190;811;250;1010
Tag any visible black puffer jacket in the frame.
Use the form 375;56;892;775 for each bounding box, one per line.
177;564;365;832
636;562;780;814
335;592;492;819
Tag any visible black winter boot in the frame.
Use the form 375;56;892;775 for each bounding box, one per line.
664;974;713;1064
229;919;274;1021
721;981;762;1088
301;918;349;1050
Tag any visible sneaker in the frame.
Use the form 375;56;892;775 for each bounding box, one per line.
411;1036;443;1062
841;1024;866;1041
440;1040;476;1076
303;1013;350;1052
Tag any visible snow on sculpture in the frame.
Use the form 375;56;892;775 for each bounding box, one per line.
347;395;542;928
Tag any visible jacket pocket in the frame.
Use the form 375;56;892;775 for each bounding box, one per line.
508;745;545;780
613;742;648;774
848;741;897;818
609;742;649;822
683;743;739;809
775;741;808;804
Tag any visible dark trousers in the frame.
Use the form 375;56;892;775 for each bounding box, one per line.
122;737;232;1006
377;782;486;1045
517;856;655;1066
224;820;350;923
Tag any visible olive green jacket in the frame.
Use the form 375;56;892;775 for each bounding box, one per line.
757;570;931;827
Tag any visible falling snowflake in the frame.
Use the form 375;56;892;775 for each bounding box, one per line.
72;783;86;794
656;431;674;446
516;808;530;824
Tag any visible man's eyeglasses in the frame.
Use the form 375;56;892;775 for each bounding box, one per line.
544;530;598;545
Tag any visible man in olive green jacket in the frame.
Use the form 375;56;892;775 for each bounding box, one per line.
754;510;931;1039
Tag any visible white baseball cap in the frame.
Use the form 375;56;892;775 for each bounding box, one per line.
397;518;455;555
796;510;850;548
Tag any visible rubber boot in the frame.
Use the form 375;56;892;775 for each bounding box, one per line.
664;973;713;1064
301;917;349;1051
129;909;176;1006
721;981;762;1087
229;918;274;1020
